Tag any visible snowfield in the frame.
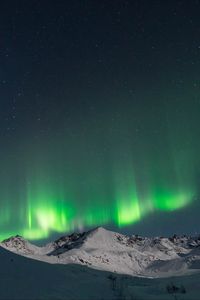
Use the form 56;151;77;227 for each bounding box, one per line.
1;227;200;299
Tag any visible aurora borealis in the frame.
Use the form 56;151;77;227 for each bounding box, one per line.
0;1;200;240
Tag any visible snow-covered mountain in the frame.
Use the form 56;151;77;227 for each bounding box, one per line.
1;227;200;278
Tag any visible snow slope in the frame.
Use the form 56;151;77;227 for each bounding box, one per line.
0;245;115;300
1;245;200;300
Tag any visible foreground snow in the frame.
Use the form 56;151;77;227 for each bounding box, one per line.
0;245;200;300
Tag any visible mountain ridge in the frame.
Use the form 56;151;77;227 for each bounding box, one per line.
1;226;200;277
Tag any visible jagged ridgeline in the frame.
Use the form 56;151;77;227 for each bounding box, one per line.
1;227;200;277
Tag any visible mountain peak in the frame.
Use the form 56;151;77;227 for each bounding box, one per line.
87;226;108;236
47;227;114;256
79;226;120;250
1;234;40;255
2;234;26;245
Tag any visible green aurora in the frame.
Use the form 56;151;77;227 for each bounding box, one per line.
0;156;196;241
0;188;194;241
0;93;198;241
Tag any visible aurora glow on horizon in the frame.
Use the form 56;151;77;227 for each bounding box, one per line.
1;1;200;241
0;160;196;240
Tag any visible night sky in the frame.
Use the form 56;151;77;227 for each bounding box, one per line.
1;0;200;241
